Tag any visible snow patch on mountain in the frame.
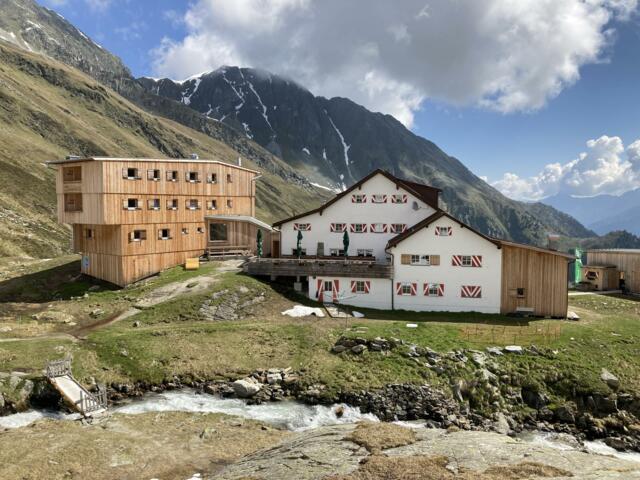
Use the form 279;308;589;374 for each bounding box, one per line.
247;80;274;132
326;111;352;181
302;148;310;155
181;77;202;106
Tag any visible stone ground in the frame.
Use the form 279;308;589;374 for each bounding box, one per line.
214;423;640;480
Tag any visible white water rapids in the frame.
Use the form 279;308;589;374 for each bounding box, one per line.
2;389;640;464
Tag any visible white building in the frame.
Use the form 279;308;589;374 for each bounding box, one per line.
247;170;572;317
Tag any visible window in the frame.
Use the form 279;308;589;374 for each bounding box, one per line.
64;193;83;212
323;280;333;292
461;285;482;298
329;248;345;256
391;194;407;204
357;249;374;257
330;223;346;233
390;223;406;233
197;227;204;234
396;282;417;296
227;199;233;208
351;280;371;294
181;227;189;235
294;223;311;231
84;228;94;239
210;223;228;241
147;169;161;181
517;288;525;298
371;194;387;203
402;254;439;266
63;166;81;182
148;198;160;210
158;228;171;240
351;223;367;233
424;283;444;297
370;223;387;233
122;167;140;180
207;199;218;210
351;194;366;203
207;173;218;184
292;248;307;255
131;229;147;242
452;255;482;267
435;226;452;236
166;170;178;182
186;171;200;183
227;173;233;183
187;199;200;210
123;198;140;210
167;199;178;210
411;255;431;266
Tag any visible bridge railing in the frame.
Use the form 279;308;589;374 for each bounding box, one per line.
45;358;72;378
79;386;107;413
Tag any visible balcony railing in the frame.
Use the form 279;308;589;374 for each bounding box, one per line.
244;256;393;278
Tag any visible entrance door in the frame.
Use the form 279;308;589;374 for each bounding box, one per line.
272;240;280;258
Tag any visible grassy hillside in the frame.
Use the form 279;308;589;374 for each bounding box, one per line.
0;41;329;258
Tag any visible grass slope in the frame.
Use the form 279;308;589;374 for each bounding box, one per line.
0;41;329;258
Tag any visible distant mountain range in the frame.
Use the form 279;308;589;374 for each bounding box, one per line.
543;189;640;235
0;0;615;253
138;68;595;245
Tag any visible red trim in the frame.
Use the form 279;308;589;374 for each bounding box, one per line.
461;285;482;298
333;280;340;302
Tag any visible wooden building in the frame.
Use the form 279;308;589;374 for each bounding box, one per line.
586;249;640;293
49;157;272;286
580;265;619;291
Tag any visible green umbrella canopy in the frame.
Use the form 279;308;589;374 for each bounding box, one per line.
342;230;350;257
256;229;263;257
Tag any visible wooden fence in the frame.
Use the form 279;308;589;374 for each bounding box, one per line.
461;323;562;345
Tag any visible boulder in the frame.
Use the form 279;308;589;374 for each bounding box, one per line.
351;344;367;354
232;378;262;398
469;351;487;366
566;311;580;321
601;369;620;390
331;345;347;354
486;346;504;356
89;308;104;318
554;404;576;424
493;412;511;434
504;345;523;354
266;373;281;385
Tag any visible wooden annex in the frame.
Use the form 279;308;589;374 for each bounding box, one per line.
49;157;272;286
586;249;640;293
499;241;572;318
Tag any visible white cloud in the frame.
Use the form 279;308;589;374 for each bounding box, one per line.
491;136;640;200
84;0;111;12
150;0;637;127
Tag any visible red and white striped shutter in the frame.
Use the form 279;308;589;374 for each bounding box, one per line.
330;223;336;233
362;224;368;233
351;281;357;293
383;224;389;233
333;280;340;301
383;194;387;203
410;283;417;296
461;285;482;298
364;281;371;293
294;223;298;231
351;195;356;203
395;282;403;295
316;279;323;299
423;283;429;296
472;255;482;267
402;224;407;233
402;194;407;203
438;284;445;296
307;224;311;231
452;255;462;266
349;224;355;233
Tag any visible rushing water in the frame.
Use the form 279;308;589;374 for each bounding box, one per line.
2;389;640;464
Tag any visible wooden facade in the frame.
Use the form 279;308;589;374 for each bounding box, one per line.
580;265;619;291
50;157;263;286
500;243;571;318
586;250;640;293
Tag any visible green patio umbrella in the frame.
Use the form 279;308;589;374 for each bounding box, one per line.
343;230;350;258
256;229;263;258
296;230;303;258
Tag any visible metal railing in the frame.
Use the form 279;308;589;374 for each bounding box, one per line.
45;358;72;379
79;386;108;413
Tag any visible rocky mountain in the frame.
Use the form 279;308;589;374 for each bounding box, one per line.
138;67;595;245
0;41;328;257
0;0;596;248
544;189;640;235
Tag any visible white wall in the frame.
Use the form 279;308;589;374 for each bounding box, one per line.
307;275;393;310
279;174;436;261
390;216;503;313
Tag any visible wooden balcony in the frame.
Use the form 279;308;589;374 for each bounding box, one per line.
244;256;393;278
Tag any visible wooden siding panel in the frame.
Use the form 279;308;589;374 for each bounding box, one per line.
500;245;569;317
587;251;640;293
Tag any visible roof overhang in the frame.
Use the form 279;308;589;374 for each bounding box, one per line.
204;215;274;231
46;157;260;174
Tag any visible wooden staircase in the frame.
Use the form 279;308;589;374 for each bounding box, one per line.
45;359;107;417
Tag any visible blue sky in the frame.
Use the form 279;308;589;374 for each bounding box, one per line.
44;0;640;200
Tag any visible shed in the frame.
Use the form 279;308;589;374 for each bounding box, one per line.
580;265;619;291
586;249;640;293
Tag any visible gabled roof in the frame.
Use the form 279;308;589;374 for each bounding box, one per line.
386;210;501;249
272;169;441;227
387;210;575;259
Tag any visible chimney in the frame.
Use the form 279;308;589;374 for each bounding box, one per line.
547;234;560;251
190;153;199;160
237;157;242;167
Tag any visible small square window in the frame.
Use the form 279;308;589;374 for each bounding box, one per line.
167;199;178;210
186;171;200;182
85;228;94;239
124;167;139;179
181;227;189;235
227;199;233;208
355;281;366;293
132;229;146;241
208;173;218;184
147;169;161;181
187;199;200;210
159;228;171;240
148;198;160;210
401;284;412;295
126;198;139;210
517;288;525;298
208;199;218;210
461;256;472;267
227;173;233;183
197;227;204;234
323;281;333;291
166;170;178;182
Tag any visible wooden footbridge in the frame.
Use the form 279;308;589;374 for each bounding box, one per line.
45;359;107;417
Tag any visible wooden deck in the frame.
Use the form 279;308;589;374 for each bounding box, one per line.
244;257;393;278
